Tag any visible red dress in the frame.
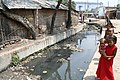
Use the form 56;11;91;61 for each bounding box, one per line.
96;45;117;80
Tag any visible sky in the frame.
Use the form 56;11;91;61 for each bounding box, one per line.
72;0;119;7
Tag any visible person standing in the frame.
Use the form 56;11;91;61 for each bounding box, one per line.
105;28;117;44
96;36;117;80
104;23;113;40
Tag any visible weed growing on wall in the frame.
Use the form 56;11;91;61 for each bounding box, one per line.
11;52;20;66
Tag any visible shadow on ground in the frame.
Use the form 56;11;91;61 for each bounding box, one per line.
83;75;97;80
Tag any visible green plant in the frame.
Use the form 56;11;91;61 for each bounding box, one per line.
11;52;20;66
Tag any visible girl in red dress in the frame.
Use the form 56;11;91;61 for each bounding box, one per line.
96;37;117;80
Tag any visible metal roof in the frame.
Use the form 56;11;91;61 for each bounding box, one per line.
0;0;2;10
32;0;68;10
45;1;68;10
3;0;42;9
33;0;52;9
2;0;68;10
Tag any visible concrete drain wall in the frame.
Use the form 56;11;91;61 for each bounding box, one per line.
0;24;85;72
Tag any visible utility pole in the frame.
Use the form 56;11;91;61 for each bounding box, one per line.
108;1;109;7
87;0;88;11
97;0;99;8
66;0;71;29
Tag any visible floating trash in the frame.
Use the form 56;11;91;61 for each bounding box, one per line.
42;70;47;74
57;54;61;57
57;58;67;63
79;69;86;72
67;57;71;60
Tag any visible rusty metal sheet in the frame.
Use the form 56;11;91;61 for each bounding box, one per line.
2;0;68;10
33;0;51;9
3;0;42;9
33;0;68;10
0;0;2;9
45;1;68;10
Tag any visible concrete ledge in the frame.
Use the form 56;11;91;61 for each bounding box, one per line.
0;53;11;71
0;24;86;72
83;47;100;80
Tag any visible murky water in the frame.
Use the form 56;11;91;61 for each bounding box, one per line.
23;31;100;80
0;28;100;80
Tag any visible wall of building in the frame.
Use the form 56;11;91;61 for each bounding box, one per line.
0;8;79;43
116;10;120;19
3;9;32;40
0;10;2;42
38;9;68;34
97;6;105;19
106;10;116;19
71;11;79;26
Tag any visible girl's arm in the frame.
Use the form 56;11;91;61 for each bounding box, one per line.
113;48;117;57
99;46;108;59
107;48;117;60
107;56;114;58
100;50;108;59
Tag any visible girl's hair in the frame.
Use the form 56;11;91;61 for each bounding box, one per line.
99;38;106;43
108;36;116;44
107;28;114;33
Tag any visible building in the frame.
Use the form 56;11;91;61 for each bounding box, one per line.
105;7;117;19
0;0;79;44
75;2;103;11
116;9;120;19
96;6;105;19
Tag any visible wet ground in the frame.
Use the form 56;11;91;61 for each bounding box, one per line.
0;26;100;80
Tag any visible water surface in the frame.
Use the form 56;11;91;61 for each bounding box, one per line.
24;31;100;80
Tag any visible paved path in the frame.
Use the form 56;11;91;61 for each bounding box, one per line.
83;20;120;80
